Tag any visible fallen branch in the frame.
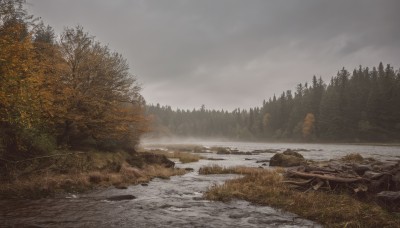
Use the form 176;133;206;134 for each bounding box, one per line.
282;178;314;186
312;179;325;190
288;170;365;183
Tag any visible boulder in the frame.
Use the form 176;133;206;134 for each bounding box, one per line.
113;184;128;190
256;159;270;163
269;151;305;167
106;194;136;201
216;148;230;154
282;149;304;158
352;164;372;175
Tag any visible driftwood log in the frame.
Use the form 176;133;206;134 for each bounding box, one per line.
277;153;400;211
282;156;400;197
288;170;365;183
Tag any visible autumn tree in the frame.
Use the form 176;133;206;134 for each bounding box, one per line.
1;1;148;155
0;0;49;155
302;113;315;139
57;26;147;150
262;113;271;130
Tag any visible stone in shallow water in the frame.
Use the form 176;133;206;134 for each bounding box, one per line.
113;184;128;189
256;159;270;163
106;194;136;201
229;212;251;219
269;150;305;167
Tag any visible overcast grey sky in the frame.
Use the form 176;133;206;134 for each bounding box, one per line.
27;0;400;111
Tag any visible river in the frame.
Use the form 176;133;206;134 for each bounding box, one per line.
1;141;399;227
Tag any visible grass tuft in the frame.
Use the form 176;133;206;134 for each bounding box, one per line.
148;150;203;163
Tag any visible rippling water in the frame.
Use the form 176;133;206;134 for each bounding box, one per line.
1;141;399;227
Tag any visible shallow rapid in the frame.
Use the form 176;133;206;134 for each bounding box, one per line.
2;142;399;228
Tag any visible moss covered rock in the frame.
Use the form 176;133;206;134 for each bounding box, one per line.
269;150;305;167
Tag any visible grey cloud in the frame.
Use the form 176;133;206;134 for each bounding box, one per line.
27;0;400;110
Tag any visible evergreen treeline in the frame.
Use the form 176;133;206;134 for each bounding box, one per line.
147;63;400;142
0;0;147;158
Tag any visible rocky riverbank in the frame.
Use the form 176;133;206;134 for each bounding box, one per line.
269;150;400;211
202;151;400;227
0;150;186;199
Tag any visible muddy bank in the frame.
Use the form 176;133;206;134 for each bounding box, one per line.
0;151;186;199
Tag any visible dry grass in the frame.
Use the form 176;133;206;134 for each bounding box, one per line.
0;164;187;199
0;150;188;199
203;165;400;228
142;164;187;179
173;151;202;163
149;150;203;163
199;164;234;174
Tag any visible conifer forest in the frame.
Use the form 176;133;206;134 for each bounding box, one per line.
147;63;400;142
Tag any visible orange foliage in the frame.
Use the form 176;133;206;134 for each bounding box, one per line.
0;20;40;128
56;26;148;146
0;2;148;154
302;113;315;139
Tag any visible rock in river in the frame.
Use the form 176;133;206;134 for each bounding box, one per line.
106;195;136;201
269;149;305;167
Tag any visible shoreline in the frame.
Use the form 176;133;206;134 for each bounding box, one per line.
141;138;400;148
201;163;400;227
0;150;187;200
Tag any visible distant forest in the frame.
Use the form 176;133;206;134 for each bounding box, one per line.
147;63;400;142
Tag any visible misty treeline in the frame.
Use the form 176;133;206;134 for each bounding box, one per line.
0;0;147;158
148;62;400;142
